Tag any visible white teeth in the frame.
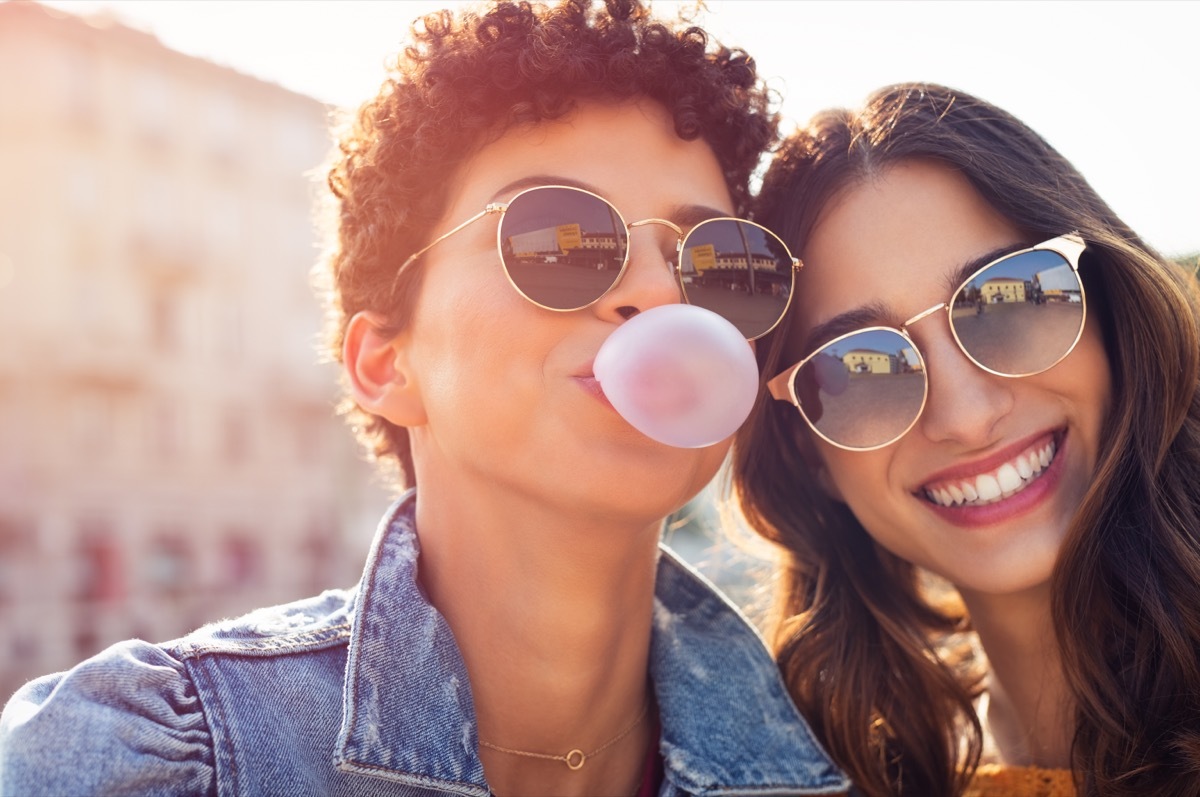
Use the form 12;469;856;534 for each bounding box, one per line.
996;463;1022;494
923;438;1058;508
1016;455;1033;480
975;473;1002;502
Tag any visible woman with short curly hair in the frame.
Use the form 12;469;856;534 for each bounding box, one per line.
1;2;848;796
737;82;1200;797
322;0;779;487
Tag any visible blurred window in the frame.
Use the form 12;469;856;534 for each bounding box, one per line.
221;533;261;590
72;390;116;460
150;290;181;353
0;516;36;605
292;410;324;464
136;173;175;242
72;611;100;660
150;397;185;462
304;520;337;593
75;519;124;603
145;533;191;597
221;406;249;464
214;300;244;362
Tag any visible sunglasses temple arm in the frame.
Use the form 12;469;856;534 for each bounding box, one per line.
395;206;498;277
1055;232;1087;266
766;366;798;404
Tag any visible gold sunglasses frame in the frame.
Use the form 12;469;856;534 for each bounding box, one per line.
396;184;802;341
767;232;1088;451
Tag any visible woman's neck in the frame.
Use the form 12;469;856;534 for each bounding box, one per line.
960;584;1073;769
412;478;662;797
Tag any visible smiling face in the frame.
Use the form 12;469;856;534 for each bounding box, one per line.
790;159;1112;598
394;100;735;522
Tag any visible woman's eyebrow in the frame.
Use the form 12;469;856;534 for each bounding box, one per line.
800;301;894;355
941;241;1034;293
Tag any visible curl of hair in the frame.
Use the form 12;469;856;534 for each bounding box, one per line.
735;82;1200;796
316;0;777;487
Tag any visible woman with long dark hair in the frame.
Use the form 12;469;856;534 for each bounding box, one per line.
736;82;1200;796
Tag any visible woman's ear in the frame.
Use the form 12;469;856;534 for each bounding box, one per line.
342;311;427;427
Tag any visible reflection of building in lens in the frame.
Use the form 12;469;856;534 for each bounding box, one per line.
980;277;1026;303
842;349;898;374
1036;263;1082;303
507;225;575;258
505;223;622;270
681;246;787;295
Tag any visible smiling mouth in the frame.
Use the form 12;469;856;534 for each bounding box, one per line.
922;434;1060;508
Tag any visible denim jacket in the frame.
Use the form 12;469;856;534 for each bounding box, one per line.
1;493;848;796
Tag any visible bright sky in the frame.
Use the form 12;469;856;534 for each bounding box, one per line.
43;0;1200;256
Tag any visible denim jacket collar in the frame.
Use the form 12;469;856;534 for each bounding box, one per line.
334;493;846;795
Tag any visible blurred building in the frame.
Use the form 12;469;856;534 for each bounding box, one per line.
0;1;392;700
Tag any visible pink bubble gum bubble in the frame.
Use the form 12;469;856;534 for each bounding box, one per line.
593;304;759;448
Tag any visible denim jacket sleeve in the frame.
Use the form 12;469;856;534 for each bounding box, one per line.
0;639;216;797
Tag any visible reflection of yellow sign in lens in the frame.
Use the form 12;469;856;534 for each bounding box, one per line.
556;223;582;251
688;243;716;271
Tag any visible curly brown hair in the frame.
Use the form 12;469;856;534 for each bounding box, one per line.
737;82;1200;797
316;0;778;488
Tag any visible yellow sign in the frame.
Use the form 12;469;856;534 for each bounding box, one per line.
556;223;582;251
688;243;716;272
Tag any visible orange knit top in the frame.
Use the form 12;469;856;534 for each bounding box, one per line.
965;764;1075;797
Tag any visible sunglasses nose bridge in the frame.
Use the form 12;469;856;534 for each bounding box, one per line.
901;301;948;331
626;217;684;236
625;217;686;272
594;218;685;317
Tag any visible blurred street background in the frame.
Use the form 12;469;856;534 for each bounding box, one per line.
0;0;1196;700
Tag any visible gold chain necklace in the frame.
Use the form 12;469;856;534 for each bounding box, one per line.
479;701;650;771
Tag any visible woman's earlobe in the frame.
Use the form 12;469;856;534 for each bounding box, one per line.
343;311;428;426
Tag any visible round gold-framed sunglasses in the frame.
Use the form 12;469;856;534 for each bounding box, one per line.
768;233;1088;451
397;184;800;340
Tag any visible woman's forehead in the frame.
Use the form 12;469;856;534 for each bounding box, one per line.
793;161;1022;339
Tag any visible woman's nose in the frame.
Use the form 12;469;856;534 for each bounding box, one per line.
915;324;1015;447
592;223;683;322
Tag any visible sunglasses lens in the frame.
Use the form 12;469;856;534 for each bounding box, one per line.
951;249;1084;375
679;220;794;339
796;329;926;450
498;187;629;310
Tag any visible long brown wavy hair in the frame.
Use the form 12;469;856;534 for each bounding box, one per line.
316;0;777;487
734;83;1200;796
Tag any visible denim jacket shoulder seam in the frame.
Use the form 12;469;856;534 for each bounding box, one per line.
168;623;353;660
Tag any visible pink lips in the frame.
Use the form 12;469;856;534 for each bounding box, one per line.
575;374;615;411
919;429;1067;528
